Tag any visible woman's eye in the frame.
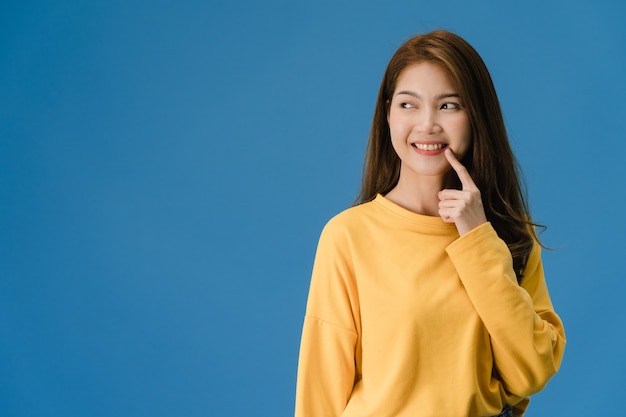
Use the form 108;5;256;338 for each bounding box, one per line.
401;102;414;109
441;102;460;110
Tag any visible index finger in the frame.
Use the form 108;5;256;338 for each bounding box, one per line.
444;148;476;190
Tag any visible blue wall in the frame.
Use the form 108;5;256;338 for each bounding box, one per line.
1;1;624;415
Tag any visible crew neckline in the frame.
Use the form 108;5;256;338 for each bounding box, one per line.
373;194;458;234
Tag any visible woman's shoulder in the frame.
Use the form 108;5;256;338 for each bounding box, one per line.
321;199;380;237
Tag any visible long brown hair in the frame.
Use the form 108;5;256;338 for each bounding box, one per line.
356;29;541;281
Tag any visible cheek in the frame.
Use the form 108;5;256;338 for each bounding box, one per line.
387;118;406;156
459;126;472;146
453;117;471;143
449;117;472;157
388;113;408;138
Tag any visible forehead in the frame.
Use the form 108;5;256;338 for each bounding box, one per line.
394;62;456;93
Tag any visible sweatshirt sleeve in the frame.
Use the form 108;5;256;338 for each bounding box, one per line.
445;222;566;397
295;220;360;417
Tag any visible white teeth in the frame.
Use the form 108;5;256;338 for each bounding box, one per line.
413;143;446;151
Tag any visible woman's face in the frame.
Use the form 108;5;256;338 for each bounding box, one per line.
387;62;471;182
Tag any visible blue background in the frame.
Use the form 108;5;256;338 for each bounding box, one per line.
1;1;624;416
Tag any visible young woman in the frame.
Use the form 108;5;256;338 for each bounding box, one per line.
295;30;566;417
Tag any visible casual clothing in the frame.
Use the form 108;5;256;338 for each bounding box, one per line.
295;194;566;417
495;405;513;417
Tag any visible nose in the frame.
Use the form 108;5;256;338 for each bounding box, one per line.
415;108;442;134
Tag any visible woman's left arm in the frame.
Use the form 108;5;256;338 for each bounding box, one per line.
440;148;565;396
446;224;566;397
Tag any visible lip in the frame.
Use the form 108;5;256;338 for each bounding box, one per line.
411;142;448;156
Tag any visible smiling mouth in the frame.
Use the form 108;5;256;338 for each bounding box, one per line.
412;143;448;151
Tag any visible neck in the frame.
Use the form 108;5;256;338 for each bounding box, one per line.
385;170;457;216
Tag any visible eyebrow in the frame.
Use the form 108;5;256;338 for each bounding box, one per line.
395;91;461;100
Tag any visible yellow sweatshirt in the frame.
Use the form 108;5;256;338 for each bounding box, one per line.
295;194;565;417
